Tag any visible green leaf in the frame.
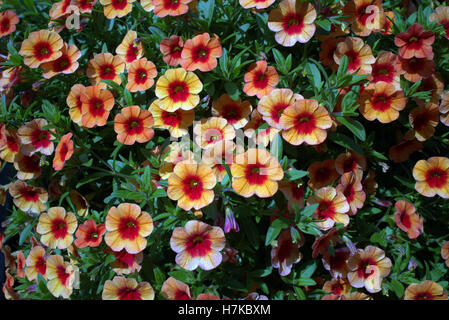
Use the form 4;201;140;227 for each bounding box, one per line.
336;117;366;141
299;203;319;217
224;81;239;100
19;222;33;246
389;279;404;299
305;62;322;91
328;132;364;154
285;169;309;181
101;80;123;93
270;133;283;161
111;190;146;201
265;219;288;246
153;267;165;286
150;188;167;198
337;55;349;80
300;260;317;278
296;278;317;286
124;89;133;106
315;19;331;31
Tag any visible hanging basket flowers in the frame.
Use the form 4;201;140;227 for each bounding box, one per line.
115;30;144;68
160;35;184;66
80;85;115;128
212;94;253;129
149;99;195;138
19;30;63;68
413;156;449;198
113;105;155;145
243;60;279;99
102;276;154;300
125;58;158;92
181;32;223;72
36;207;78;249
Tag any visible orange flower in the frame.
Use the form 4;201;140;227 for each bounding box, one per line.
74;219;106;248
102;276;154;300
202;141;236;182
417;73;444;104
155;67;203;112
335;150;367;178
160;35;184;66
307;187;350;231
159;142;194;179
86;52;125;88
25;246;47;281
41;43;81;79
115;30;144;68
323;277;351;296
394;24;435;60
359;81;407;123
18;118;55;156
66;84;85;125
149;99;194;138
161;277;192;300
0;10;19;38
429;6;449;39
170;220;225;270
19;30;63;68
125;57;158;92
105;203;153;254
114;105;154;145
440;91;449;126
404;281;448;300
413;156;449;198
307;159;339;190
397;56;435;82
257;88;303;129
80;85;115;128
441;241;449;268
243;109;279;147
278;181;305;212
243;60;279;99
53;132;74;171
99;0;135;19
279;99;332;146
15;250;26;278
167;160;216;210
37;207;77;249
13;153;42;180
409;103;439;141
0;129;20;163
239;0;274;9
267;0;316;47
322;247;350;279
193;117;235;150
231;148;284;198
319;37;345;69
49;0;72;20
153;0;192;17
46;255;76;299
181;33;223;72
388;132;423;163
347;245;392;293
212;94;252;129
333;37;375;75
73;0;98;13
107;248;143;275
343;0;385;36
336;172;366;215
370;51;400;90
271;227;303;276
9;180;48;214
393;200;423;239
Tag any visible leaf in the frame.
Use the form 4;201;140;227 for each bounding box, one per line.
265;219;288;246
328;132;364;154
336;117;366;141
300;260;317;278
337;55;349;80
123;89;133;106
295;278;317;286
239;218;259;250
284;169;309;181
150;189;167;198
224;81;240;100
305;62;322;91
299;203;319;217
111;190;146;201
315;19;331;31
389;279;404;299
270;133;283;161
19;222;33;246
101;80;123;93
153;267;165;286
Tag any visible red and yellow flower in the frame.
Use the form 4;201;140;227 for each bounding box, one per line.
0;129;20;163
278;181;305;213
393;200;423;239
161;277;192;300
394;23;435;60
336;172;366;216
319;37;345;69
53;132;74;171
115;30;144;68
107;249;143;275
239;0;274;9
25;246;47;281
244;109;280;147
13;153;42;180
74;219;106;248
149;99;194;138
429;6;449;39
0;10;19;38
155;67;203;112
243;60;279;99
212;94;252;129
181;33;223;72
86;52;125;88
441;91;449;126
114;105;154;145
193;117;235;150
160;35;184;66
153;0;193;17
18;118;55;156
99;0;135;19
397;56;435;82
73;0;98;13
307;159;339;190
102;276;154;300
66;84;85;125
167;160;217;210
271;227;304;276
80;85;115;128
370;51;400;90
231;148;284;198
19;30;63;68
413;156;449;198
267;0;317;47
170;220;226;270
322;247;350;279
36;207;77;249
125;57;158;92
202;140;236;183
335;150;367;178
343;0;385;36
409;102;439;141
9;180;48;214
46;255;76;299
41;43;81;79
404;281;448;300
279;99;332;146
333;37;375;75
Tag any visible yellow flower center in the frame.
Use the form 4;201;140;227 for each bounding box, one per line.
199;50;207;57
139;71;147;79
60;60;69;68
91;232;98;238
130;121;139;128
409;36;418;42
288;19;298;26
58;223;66;229
251;167;260;174
299;117;310;123
173;46;182;52
40;48;49;56
95;101;103;109
127;221;136;228
192;236;204;244
190;180;199;187
39;132;48;140
104;67;112;74
174;85;184;93
378;68;389;75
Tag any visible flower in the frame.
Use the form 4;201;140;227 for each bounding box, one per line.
49;0;72;20
80;85;115;128
257;88;303;129
41;43;81;79
311;228;341;258
413;156;449;198
335;150;367;178
212;94;252;129
9;180;48;214
393;200;423;239
46;255;76;299
231;148;284;198
397;56;435;82
319;37;345;69
170;220;226;271
103;276;154;300
105;203;153;254
239;0;274;9
107;249;143;275
193;117;235;150
160;35;184;66
267;0;316;47
336;172;366;216
394;24;435;59
278;181;305;212
378;11;395;34
409;103;439;141
53;132;74;171
18;118;55;156
359;81;407;123
439;92;449;126
66;84;85;125
0;10;19;38
417;73;444;104
115;30;144;68
0;129;20;163
307;187;350;231
167;160;217;210
243;60;279;99
13;153;42;180
114;105;154;145
161;277;192;300
155;67;203;112
25;246;47;281
343;0;385;36
74;219;106;248
140;0;154;11
153;0;193;17
86;52;125;88
244;109;281;147
271;228;304;276
322;247;350;278
370;51;400;90
224;207;239;233
429;6;449;39
73;0;98;12
279;98;332;145
125;57;158;92
389;132;423;163
36;207;77;249
333;37;375;75
201;140;236;182
19;30;63;68
441;241;449;268
347;245;392;293
99;0;135;19
149;99;194;138
404;281;448;300
323;277;351;297
307;159;339;190
181;33;223;72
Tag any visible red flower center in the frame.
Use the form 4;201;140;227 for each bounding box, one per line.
171;45;183;59
222;104;241;123
99;64;116;80
112;0;128;10
343;158;357;172
36;257;46;275
51;218;69;239
412;111;431;131
59;143;69;160
293;112;316;134
345;50;361;72
56;265;70;286
126;43;140;62
244;164;268;185
185;232;212;257
89;98;106;117
31;129;51;149
0;18;10;32
425;168;448;188
118;217;140;240
252;71;269;89
372;63;394;83
357;258;376;279
192;44;210;63
277;236;294;262
53;54;71;72
182;175;204;200
134;68;148;84
414;292;434;300
6;135;19;152
371;93;392;111
117;286;142;300
168;80;189;103
204;128;223;144
343;184;355;203
125;118;144;135
174;289;192;300
270;102;290;123
399;210;412;229
356;4;372;26
34;42;53;61
317;200;335;220
282;13;304;35
163;0;180;10
20;187;39;202
161;110;181;126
